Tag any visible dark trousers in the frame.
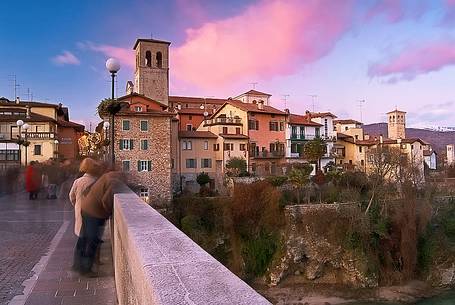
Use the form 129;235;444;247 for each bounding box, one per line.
73;213;106;273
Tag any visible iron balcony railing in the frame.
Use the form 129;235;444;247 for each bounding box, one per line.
204;117;242;125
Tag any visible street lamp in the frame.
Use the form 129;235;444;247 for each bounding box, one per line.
54;139;59;159
16;120;24;166
22;123;30;165
105;58;121;167
103;121;110;162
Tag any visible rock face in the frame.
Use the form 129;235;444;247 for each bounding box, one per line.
268;204;378;288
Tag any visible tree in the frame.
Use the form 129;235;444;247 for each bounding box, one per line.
97;98;125;119
226;157;247;176
196;172;210;186
287;164;313;204
303;138;326;171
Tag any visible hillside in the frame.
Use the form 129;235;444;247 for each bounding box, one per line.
363;123;455;156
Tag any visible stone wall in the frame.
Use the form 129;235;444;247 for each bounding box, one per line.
112;192;271;305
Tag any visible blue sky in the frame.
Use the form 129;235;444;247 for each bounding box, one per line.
1;0;454;129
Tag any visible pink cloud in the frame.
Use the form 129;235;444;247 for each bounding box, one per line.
52;51;80;66
171;0;354;89
443;0;455;25
78;41;134;69
368;40;455;82
365;0;405;23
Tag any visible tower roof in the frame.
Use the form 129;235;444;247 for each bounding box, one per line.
133;38;171;49
386;109;406;114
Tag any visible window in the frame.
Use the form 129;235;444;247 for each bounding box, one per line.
145;51;152;67
223;143;233;151
222;127;228;134
0;150;19;161
361;160;365;166
182;140;192;150
213;143;220;151
236;127;241;134
315;128;320;137
248;120;259;130
355;135;359;140
240;144;246;151
140;120;148;131
269;121;279;131
186;159;196;168
122;160;130;172
137;160;152;172
324;118;328;137
135;106;143;112
300;127;305;139
33;145;42;155
291;126;297;138
201;158;212;168
349;160;353;164
141;139;148;150
280;122;284;131
156;51;162;68
291;143;300;154
120;139;133;150
122;120;130;131
203;141;208;150
411;145;414;150
189;115;193;120
186;124;193;131
359;146;362;153
139;188;149;200
345;126;349;131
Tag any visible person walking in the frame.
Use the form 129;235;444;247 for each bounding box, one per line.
25;161;41;200
77;170;125;276
69;158;102;271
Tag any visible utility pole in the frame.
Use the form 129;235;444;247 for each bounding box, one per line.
358;99;366;123
307;94;318;112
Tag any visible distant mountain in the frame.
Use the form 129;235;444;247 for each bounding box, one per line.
363;123;455;156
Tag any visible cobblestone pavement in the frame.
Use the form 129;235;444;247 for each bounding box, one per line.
0;186;116;305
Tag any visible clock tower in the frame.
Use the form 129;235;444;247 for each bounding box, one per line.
133;38;170;106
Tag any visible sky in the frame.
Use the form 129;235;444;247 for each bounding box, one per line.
0;0;454;129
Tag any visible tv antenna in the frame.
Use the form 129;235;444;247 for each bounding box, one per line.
358;99;366;123
282;94;290;109
248;82;258;89
8;74;21;100
307;94;318;112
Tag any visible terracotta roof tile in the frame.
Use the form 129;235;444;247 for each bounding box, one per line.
310;112;337;118
219;133;249;139
289;114;323;126
333;119;362;125
178;131;218;139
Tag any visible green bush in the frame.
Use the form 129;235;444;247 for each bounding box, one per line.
441;210;455;241
196;172;210;186
242;231;279;278
266;175;288;187
417;228;435;273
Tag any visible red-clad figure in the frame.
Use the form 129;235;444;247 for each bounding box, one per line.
25;161;42;200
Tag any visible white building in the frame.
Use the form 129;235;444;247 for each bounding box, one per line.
447;144;455;166
424;149;437;170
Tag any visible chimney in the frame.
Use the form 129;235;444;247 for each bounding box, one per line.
257;100;264;110
284;108;290;114
177;103;181;110
15;97;20;104
26;105;31;119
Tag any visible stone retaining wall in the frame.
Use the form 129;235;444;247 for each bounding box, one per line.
112;192;271;305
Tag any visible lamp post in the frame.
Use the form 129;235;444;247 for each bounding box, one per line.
105;58;121;167
22;123;30;166
54;139;59;159
16;120;24;166
103;121;110;162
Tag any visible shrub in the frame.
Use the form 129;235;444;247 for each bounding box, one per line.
242;231;279;278
196;172;210;186
266;175;288;187
226;157;247;176
416;227;435;274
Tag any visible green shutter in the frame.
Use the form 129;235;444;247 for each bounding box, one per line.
130;139;134;150
148;161;152;171
119;140;123;150
137;161;141;171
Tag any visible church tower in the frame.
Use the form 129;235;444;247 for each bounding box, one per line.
387;109;406;140
133;38;170;106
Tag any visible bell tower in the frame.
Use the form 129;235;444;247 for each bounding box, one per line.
133;38;170;106
387;109;406;140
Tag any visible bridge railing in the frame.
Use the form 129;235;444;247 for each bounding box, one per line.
112;191;271;305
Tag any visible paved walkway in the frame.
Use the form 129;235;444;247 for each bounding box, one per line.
0;186;116;305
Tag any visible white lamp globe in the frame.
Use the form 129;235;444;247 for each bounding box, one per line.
199;104;205;110
22;123;30;130
16;120;24;127
106;58;121;73
203;111;209;117
54;139;59;144
103;121;110;129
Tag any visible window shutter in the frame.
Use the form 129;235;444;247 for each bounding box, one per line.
148;161;152;171
137;161;141;171
209;159;212;168
130;139;134;150
119;140;123;150
256;121;259;130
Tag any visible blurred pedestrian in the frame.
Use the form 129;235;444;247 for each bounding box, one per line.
46;160;60;199
69;158;103;271
25;161;41;200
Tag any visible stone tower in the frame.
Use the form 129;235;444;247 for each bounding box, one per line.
387;109;406;140
133;38;170;106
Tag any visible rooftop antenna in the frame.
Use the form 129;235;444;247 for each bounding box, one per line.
8;74;21;100
282;94;290;109
358;99;365;123
307;94;318;112
248;82;258;89
26;88;31;101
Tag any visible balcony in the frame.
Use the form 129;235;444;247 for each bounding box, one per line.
290;134;316;141
204;117;242;126
252;149;285;159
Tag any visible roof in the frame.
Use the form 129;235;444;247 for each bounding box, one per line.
169;96;233;106
241;89;272;97
133;38;171;49
0;112;56;123
423;150;437;156
117;92;168;108
333;119;362;125
338;133;428;146
224;100;285;115
117;108;174;117
310;112;337;118
57;119;85;132
177;108;208;115
289;114;323;126
219;134;249;139
178;131;218;139
386;109;407;114
0;99;60;108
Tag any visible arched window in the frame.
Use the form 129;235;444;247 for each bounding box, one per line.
156;51;163;68
145;51;152;67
